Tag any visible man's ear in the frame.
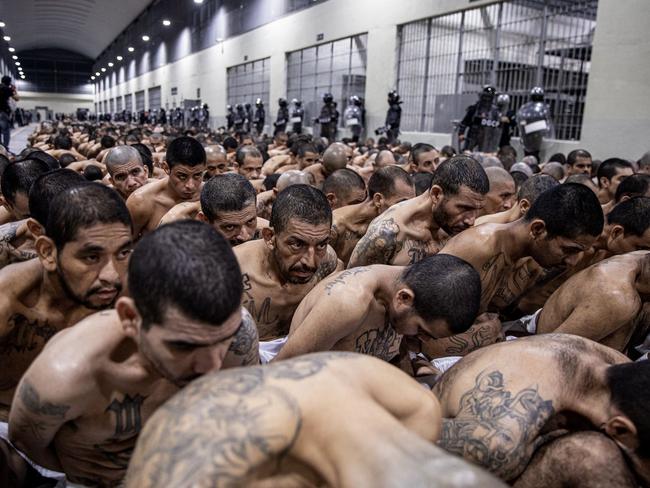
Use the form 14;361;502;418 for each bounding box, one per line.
394;287;415;313
599;177;610;189
262;227;275;248
34;235;58;272
143;165;150;178
519;198;531;216
162;161;170;175
529;219;547;240
604;416;639;452
26;218;44;238
196;211;209;223
429;184;444;206
116;296;142;339
325;192;337;209
372;192;383;211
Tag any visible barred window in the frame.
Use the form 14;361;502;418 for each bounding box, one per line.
109;98;114;114
103;100;108;113
287;34;368;128
116;96;123;112
396;0;598;140
226;57;270;109
148;86;162;111
135;90;145;112
124;93;133;112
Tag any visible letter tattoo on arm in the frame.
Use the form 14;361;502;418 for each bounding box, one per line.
438;370;554;481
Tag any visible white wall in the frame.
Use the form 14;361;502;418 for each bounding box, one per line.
17;91;94;114
95;0;650;161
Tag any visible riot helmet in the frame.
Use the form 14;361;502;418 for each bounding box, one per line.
496;93;510;108
255;98;264;107
323;93;334;103
388;90;400;104
480;85;497;103
278;97;288;107
530;86;545;102
350;95;361;106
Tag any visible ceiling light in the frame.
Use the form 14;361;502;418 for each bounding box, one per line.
194;0;204;4
116;55;123;61
108;62;114;67
15;61;20;66
91;76;95;80
11;55;17;59
20;76;25;80
128;46;134;52
2;36;10;41
8;47;14;52
216;37;224;42
0;22;5;28
142;35;150;41
101;67;106;72
95;71;100;76
162;19;171;26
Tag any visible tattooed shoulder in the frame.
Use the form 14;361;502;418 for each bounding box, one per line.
227;309;260;366
350;217;402;266
324;267;370;295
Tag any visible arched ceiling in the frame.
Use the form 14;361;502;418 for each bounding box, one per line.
0;0;153;60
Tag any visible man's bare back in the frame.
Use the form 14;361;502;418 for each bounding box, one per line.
126;178;189;236
537;251;650;351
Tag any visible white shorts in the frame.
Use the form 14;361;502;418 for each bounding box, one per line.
0;421;67;486
259;336;288;363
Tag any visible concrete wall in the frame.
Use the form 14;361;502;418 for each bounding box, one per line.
95;0;650;161
17;91;94;114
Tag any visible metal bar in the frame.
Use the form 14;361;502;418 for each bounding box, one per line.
536;1;549;87
420;18;433;132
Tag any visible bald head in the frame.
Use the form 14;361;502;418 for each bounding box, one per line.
541;162;565;181
322;143;349;176
277;170;313;192
204;145;228;179
104;145;148;198
375;150;396;168
482;167;516;216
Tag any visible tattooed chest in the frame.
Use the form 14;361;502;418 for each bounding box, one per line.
394;239;438;266
353;321;402;361
0;313;59;356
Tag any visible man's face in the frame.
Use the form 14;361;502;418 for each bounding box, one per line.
275;134;288;147
241;137;254;147
239;155;263;180
569;156;593;176
380;180;416;213
607;226;650;255
7;191;30;219
138;306;242;387
531;230;595;268
168;164;205;201
110;161;148;198
603;168;634;198
483;179;516;215
56;223;132;309
338;187;367;208
297;151;319;169
205;154;228;180
411;150;440;174
211;203;258;246
271;219;331;284
433;186;486;235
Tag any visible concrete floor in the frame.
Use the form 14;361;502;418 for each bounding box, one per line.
8;123;37;154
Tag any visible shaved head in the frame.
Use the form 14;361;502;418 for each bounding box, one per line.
277;170;313;192
104;145;144;176
205;145;227;163
322;143;349;176
482;167;516;216
375;150;396;168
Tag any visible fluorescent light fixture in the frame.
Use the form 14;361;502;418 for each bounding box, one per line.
142;35;150;41
162;19;171;26
14;61;20;66
116;55;123;61
0;22;5;28
128;46;135;52
194;0;204;4
2;36;10;41
101;67;106;72
20;75;25;79
8;47;14;52
91;76;95;80
108;62;114;67
95;71;100;76
11;55;17;59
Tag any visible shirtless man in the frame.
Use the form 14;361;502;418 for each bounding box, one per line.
276;254;480;365
127;136;206;236
0;158;50;224
104;145;149;199
262;142;319;175
479;167;516;217
441;183;603;313
0;169;86;269
331;166;414;264
535;251;650;352
235;185;341;351
233;145;263;181
322;168;367;209
565;149;592;177
203;144;228;180
126;353;503;487
348;155;488;268
435;335;650;486
475;174;558;226
408;143;439;174
0;184;131;421
9;221;259;487
595;158;634;204
305;142;348;188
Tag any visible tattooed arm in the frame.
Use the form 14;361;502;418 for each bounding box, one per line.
419;313;504;358
438;370;555;481
314;245;343;281
347;217;401;268
223;308;260;367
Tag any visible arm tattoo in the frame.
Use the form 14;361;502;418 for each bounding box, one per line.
126;353;353;486
324;267;370;295
18;380;70;418
438;370;554;481
227;309;260;366
314;251;338;281
349;218;401;267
